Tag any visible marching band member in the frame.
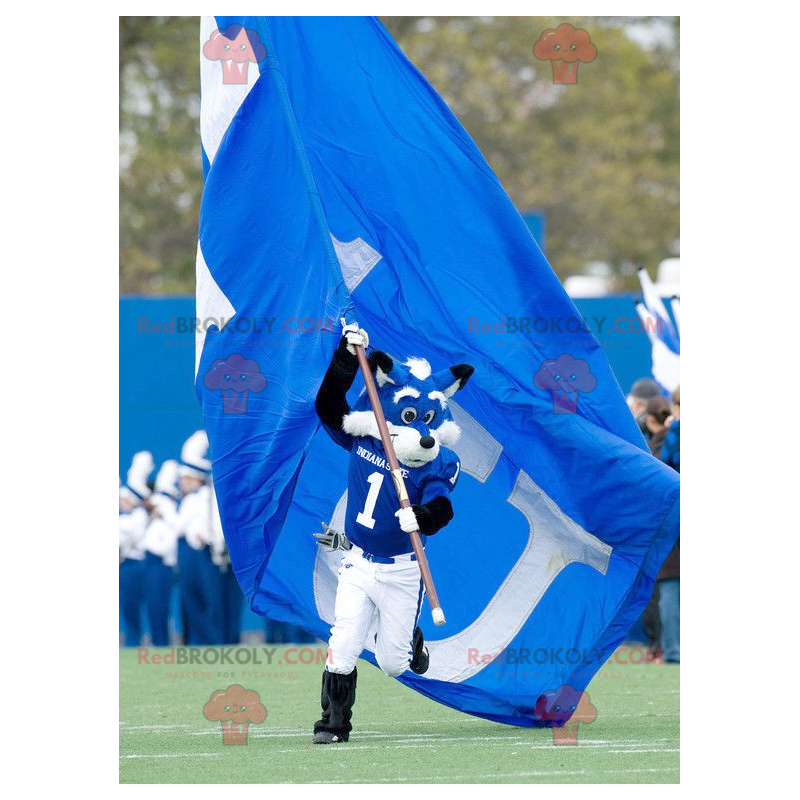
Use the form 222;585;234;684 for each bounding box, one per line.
175;431;224;644
209;482;243;645
119;451;154;647
142;459;180;646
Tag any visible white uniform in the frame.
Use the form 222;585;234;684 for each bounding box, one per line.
176;485;213;549
208;483;229;568
119;507;148;561
142;495;179;567
328;546;423;676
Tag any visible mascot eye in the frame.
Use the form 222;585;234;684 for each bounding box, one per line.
224;374;231;381
401;408;417;424
240;44;247;51
240;374;247;381
224;705;231;712
570;44;577;51
570;704;576;712
554;44;561;51
423;410;435;425
240;705;246;712
554;704;561;712
553;373;561;381
224;44;231;51
569;374;577;381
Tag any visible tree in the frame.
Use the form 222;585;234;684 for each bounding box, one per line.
120;16;201;294
120;16;678;294
383;16;679;287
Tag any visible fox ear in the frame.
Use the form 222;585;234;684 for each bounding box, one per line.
432;364;475;398
368;350;396;387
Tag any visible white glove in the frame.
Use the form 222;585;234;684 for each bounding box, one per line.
341;319;369;354
313;522;352;551
395;506;419;533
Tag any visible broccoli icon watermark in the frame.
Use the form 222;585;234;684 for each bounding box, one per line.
203;353;267;415
533;684;597;745
202;24;267;85
534;354;597;414
203;685;267;745
533;24;597;84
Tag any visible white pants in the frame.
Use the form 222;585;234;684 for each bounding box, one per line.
326;547;425;677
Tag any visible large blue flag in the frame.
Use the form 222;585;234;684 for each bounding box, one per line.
196;16;679;727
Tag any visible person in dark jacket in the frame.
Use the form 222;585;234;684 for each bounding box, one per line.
661;386;680;472
627;378;662;442
645;396;672;458
657;385;680;662
640;394;674;659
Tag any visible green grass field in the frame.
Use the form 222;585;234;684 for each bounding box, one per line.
119;645;679;784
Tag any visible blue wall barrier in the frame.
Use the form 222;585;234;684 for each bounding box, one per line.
119;295;657;476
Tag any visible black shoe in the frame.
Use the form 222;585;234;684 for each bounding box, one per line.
410;626;429;675
313;668;357;742
313;731;345;744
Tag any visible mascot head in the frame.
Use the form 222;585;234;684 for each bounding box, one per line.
343;351;474;469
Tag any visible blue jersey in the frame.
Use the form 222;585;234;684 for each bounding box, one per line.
342;435;461;557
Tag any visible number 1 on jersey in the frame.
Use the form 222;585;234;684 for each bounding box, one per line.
355;471;384;529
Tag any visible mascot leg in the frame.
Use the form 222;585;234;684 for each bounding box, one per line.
312;554;374;743
313;667;358;743
374;564;426;677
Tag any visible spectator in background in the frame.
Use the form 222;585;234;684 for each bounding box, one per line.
661;386;680;472
624;379;666;649
632;391;672;659
658;384;680;663
627;378;662;442
644;395;672;458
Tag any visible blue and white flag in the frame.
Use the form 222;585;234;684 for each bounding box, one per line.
196;16;679;727
636;266;681;393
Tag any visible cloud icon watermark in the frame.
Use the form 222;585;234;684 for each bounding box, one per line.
533;684;597;745
202;24;267;85
203;353;267;415
534;354;597;414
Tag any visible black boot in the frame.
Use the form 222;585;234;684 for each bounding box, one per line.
410;626;429;675
312;667;357;743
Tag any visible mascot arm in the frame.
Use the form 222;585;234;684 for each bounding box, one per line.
315;336;360;431
411;496;454;535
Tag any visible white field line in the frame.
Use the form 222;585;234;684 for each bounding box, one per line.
271;741;679;753
122;725;679;747
343;767;680;782
350;737;676;746
121;724;187;731
121;752;220;760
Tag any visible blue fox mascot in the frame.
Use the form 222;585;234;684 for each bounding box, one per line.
312;322;474;743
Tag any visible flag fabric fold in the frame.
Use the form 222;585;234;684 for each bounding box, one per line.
196;16;679;727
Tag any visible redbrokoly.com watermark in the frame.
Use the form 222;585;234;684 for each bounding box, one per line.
138;646;326;679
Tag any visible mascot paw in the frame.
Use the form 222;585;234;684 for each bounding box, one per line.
395;506;419;533
341;320;369;354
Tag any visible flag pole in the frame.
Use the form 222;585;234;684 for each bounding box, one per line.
352;342;446;626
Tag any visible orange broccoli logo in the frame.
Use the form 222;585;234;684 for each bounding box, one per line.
203;685;267;745
534;24;597;84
